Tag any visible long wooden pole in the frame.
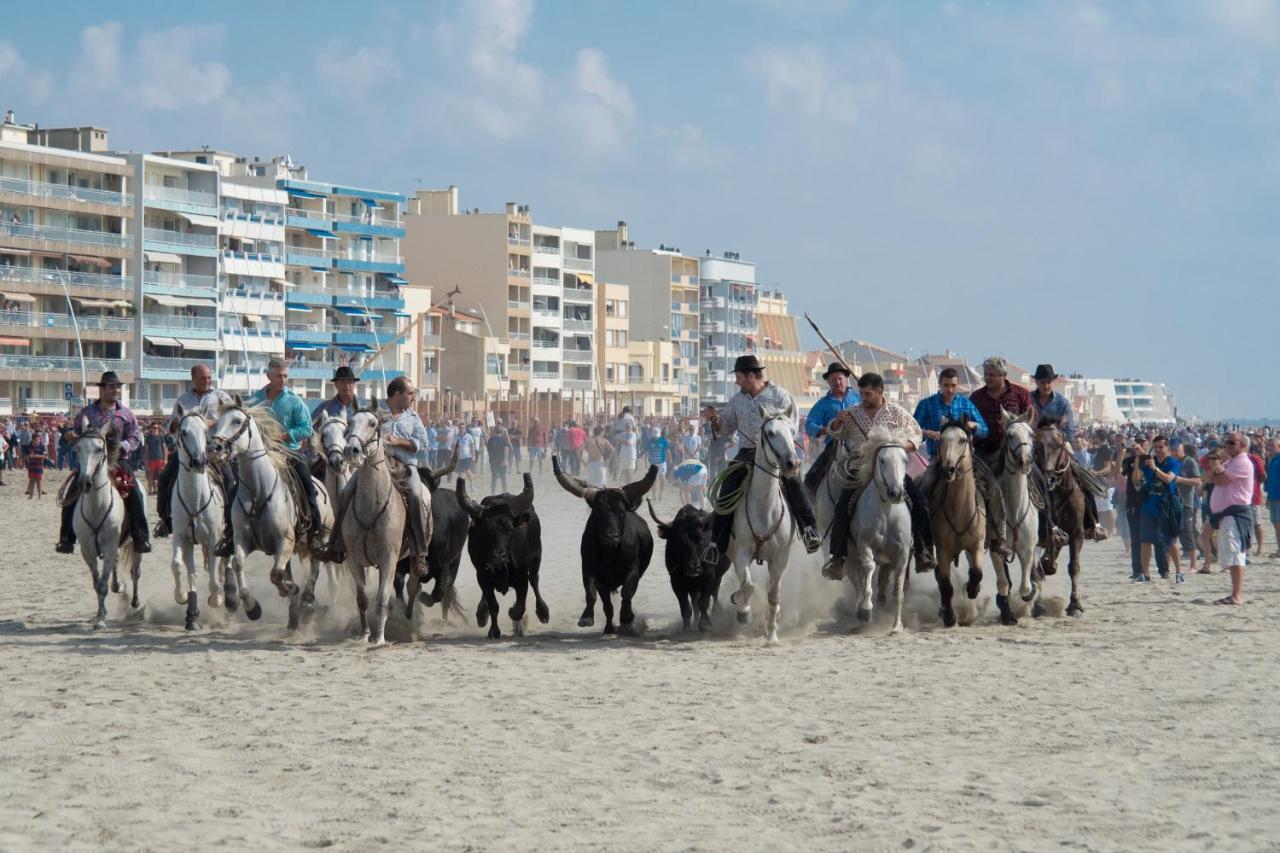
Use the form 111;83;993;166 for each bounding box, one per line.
803;313;854;375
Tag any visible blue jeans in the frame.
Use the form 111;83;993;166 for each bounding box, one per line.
1128;508;1143;577
1139;512;1170;576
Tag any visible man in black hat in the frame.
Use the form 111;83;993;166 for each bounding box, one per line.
701;354;823;561
55;371;152;554
312;365;365;425
1030;363;1106;541
802;360;861;492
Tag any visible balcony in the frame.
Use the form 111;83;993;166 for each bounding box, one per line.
144;314;219;336
223;208;286;227
0;175;132;208
422;332;442;348
562;318;592;332
563;377;593;390
562;286;593;303
143;184;217;210
144;356;208;375
531;339;558;349
701;297;726;309
532;370;559;380
703;345;726;357
563;349;593;364
532;275;560;288
507;267;531;278
143;270;219;293
532;241;560;256
285;208;333;229
702;321;726;333
0;310;134;334
4;222;132;249
562;256;592;272
508;236;531;246
0;265;132;292
704;370;727;382
508;330;531;341
532;306;560;320
0;354;133;375
144;227;218;251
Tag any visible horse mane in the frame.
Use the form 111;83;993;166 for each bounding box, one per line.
82;421;121;466
843;427;903;492
245;406;292;476
940;418;972;438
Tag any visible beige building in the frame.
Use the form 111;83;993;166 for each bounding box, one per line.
0;114;136;413
625;339;680;417
755;288;813;408
597;281;629;416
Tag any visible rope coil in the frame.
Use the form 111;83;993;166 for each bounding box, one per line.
708;460;751;516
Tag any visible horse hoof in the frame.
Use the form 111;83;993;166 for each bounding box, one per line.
578;616;594;628
966;584;980;600
301;591;315;607
938;608;956;628
488;626;502;639
736;610;750;625
245;601;263;621
174;590;187;605
602;624;617;636
856;607;872;623
730;589;752;607
1067;602;1084;617
1031;601;1048;619
93;620;106;631
185;617;197;631
225;595;239;614
535;602;550;624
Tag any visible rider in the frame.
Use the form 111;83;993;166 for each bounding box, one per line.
701;355;823;562
154;364;235;553
820;372;935;580
1029;363;1106;541
801;361;861;493
913;367;1010;560
55;371;152;554
312;365;364;425
322;376;431;571
249;357;327;550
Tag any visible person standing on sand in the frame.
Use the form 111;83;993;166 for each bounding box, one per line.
1208;433;1255;606
1266;437;1280;557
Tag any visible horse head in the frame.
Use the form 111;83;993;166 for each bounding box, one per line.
209;393;254;461
1034;414;1071;475
936;419;973;482
174;402;209;472
875;443;909;504
1000;408;1034;475
345;397;383;469
317;411;349;472
75;415;117;490
756;402;800;477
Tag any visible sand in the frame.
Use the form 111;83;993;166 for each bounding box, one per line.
0;467;1277;852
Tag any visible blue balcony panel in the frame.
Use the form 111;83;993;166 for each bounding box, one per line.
287;329;334;344
330;186;405;203
333;294;404;311
143;239;220;259
332;257;404;275
285;212;332;230
333;221;405;239
286;253;333;270
290;291;334;307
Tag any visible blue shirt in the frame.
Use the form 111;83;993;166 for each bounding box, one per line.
647;435;669;465
805;388;862;441
248;386;313;452
912;392;989;457
1030;390;1076;442
1141;456;1180;516
1267;455;1280;501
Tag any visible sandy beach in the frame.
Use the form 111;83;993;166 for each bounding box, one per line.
0;470;1277;852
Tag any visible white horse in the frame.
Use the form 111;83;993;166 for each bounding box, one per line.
210;396;333;631
727;403;801;644
71;418;139;629
846;430;913;634
312;411;351;595
168;404;232;631
993;409;1039;624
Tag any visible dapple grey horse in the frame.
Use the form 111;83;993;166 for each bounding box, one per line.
71;418;139;629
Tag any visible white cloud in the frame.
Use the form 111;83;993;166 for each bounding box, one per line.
1207;0;1280;44
0;41;23;76
80;21;122;83
316;44;400;96
746;45;859;126
136;26;232;110
562;48;636;157
0;41;52;105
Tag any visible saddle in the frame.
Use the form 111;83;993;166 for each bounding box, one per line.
57;464;135;508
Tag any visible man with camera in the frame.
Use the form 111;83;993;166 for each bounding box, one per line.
1130;435;1181;582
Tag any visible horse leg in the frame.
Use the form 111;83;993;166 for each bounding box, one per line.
934;546;956;627
1066;536;1084;616
86;555;108;629
182;541;201;631
993;549;1016;626
405;568;421;620
129;551;141;611
509;574;529;637
110;560;121;594
854;546;875;624
270;552;295;599
393;559;407;605
764;558;786;644
529;560;550;624
965;547;983;600
729;546;755;625
234;548;261;621
170;536;189;605
577;572;598;628
370;558;395;646
204;545;224;608
889;554;907;635
349;562;370;641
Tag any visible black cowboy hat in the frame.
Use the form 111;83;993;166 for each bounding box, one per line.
331;365;357;382
822;361;852;379
732;354;763;374
1032;364;1058;382
95;371;123;387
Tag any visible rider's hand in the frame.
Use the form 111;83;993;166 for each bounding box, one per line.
922;430;941;441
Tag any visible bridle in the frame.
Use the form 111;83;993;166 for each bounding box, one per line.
752;413;795;481
1036;425;1072;490
743;412;795;562
1002;427;1034;475
175;411;208;472
872;443;908;505
345;412;384;462
76;430;115;556
937;424;973;482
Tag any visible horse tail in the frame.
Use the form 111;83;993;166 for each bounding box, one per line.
441;585;467;624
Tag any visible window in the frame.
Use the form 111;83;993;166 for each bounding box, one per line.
606;364;616;382
629;362;644;382
617;300;628;318
617;330;627;347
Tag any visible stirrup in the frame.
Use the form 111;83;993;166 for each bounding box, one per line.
154;519;172;538
916;548;938;572
701;544;720;564
800;527;822;554
55;539;75;554
821;556;845;581
1086;527;1109;542
214;536;234;558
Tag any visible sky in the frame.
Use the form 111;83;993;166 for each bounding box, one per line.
2;0;1277;418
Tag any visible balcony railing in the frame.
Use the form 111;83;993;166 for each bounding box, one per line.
507;267;531;277
224;208;286;227
4;222;132;249
0;175;131;207
562;318;593;331
144;313;218;332
144;227;217;249
331;210;399;226
532;242;560;254
562;377;593;390
0;265;131;291
562;256;592;271
532;275;560;288
143;184;217;208
532;307;560;319
507;300;528;310
0;310;135;333
531;339;558;349
563;349;593;363
508;236;531;246
562;285;593;302
145;270;219;290
532;370;559;380
0;354;132;373
508;330;531;340
223;249;284;265
145;356;212;373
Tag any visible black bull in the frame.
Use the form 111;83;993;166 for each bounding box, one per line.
553;455;657;635
391;463;470;621
646;500;732;631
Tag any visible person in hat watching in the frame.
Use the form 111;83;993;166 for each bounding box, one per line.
1030;363;1106;541
801;361;861;493
55;371;152;554
154;364;237;553
312;365;365;425
250;357;327;550
701;355;823;561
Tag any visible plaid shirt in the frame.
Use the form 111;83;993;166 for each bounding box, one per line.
73;400;142;457
913;392;988;456
1030;390;1076;442
970;381;1032;457
832;400;922;455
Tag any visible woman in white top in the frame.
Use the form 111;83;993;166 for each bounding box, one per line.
616;425;638;476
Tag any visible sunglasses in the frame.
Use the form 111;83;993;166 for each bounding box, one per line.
1224;439;1240;446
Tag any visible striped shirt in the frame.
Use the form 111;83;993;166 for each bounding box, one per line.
384;408;428;466
715;382;797;449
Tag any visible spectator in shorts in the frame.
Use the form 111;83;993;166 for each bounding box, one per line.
584;426;615;488
145;421;167;495
25;437;47;499
646;427;671;501
1175;442;1202;574
1090;432;1116;538
457;426;476;484
508;418;524;470
673;457;709;510
1208;433;1254;605
1267;437;1280;557
527;417;547;474
1247;438;1266;557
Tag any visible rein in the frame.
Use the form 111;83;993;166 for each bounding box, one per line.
77;434;116;556
174;414;216;542
935;431;979;539
744;413;794;563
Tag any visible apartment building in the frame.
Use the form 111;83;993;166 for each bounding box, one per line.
698;253;757;407
0;114;136;414
594;222;701;414
755;288;813;407
404;188;597;410
625;339;681;417
597;281;629;416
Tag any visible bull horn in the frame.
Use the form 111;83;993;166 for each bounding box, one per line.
552;454;596;501
455;477;482;519
645;498;672;529
621;464;659;511
511;472;534;514
431;442;459;480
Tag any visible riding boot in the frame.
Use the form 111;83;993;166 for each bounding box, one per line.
704;450;750;562
56;498;77;553
972;460;1012;560
125;484;152;553
904;475;937;572
803;440;838;495
823;487;854;580
781;475;822;553
319;474;358;564
154;454;179;537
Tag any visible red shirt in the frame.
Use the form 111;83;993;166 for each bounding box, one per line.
567;427;586;450
969;381;1033;457
1249;453;1265;505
